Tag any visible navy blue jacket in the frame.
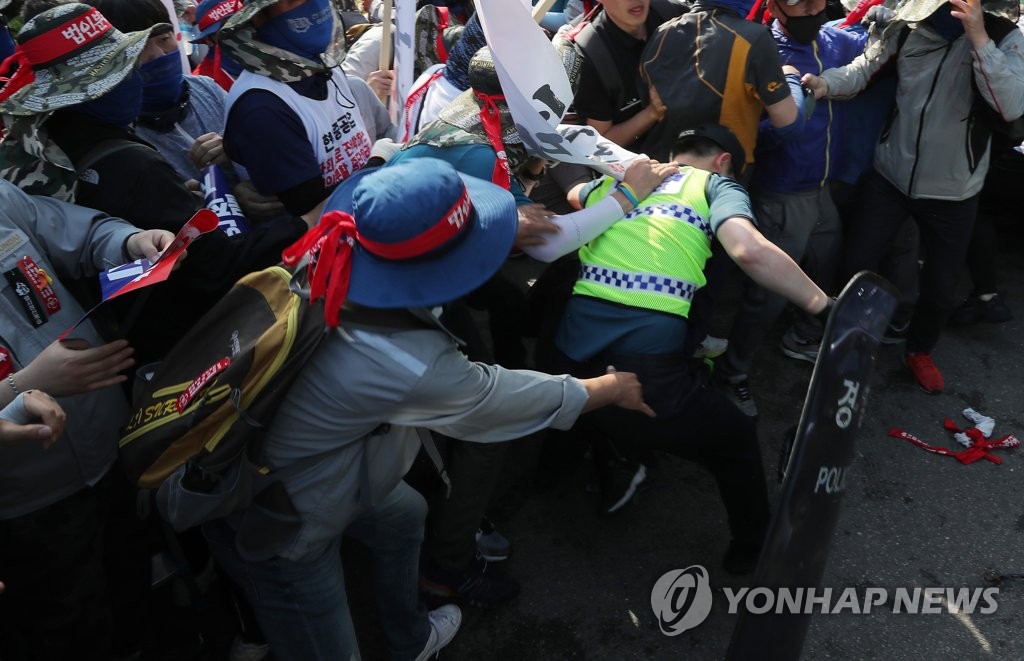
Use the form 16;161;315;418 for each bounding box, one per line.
752;23;866;192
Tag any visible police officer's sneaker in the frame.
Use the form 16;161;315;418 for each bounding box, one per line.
693;335;729;359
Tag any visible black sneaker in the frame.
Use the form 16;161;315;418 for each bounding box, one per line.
420;555;521;607
881;321;909;344
721;376;757;417
950;293;1013;326
599;460;647;515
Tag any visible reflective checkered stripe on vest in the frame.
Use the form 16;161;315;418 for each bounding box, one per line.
573;168;713;318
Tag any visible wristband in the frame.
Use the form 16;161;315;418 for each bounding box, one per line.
7;372;19;396
815;297;836;326
616;182;640;208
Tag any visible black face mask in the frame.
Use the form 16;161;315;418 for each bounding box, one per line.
777;4;828;44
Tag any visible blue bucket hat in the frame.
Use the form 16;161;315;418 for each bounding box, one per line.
282;158;517;319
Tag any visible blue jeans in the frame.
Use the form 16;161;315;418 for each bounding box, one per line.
205;481;430;661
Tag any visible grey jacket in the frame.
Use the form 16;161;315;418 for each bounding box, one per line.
822;20;1024;200
255;318;589;561
0;180;137;519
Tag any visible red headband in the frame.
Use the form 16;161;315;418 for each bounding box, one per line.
475;91;512;190
0;8;114;103
281;186;474;326
435;7;450;62
199;0;243;31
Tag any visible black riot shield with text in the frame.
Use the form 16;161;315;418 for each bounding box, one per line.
726;271;899;660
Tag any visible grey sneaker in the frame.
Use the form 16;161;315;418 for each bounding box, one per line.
475;517;511;562
724;377;758;417
780;328;819;364
414;605;462;661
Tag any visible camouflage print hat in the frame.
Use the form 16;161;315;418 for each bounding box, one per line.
436;39;582;145
437;46;521;146
0;4;166;116
895;0;1019;22
218;0;333;82
413;4;465;77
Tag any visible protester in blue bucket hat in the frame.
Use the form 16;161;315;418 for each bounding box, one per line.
204;157;654;661
285;157;519;315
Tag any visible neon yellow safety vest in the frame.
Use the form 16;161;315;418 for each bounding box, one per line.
573;167;713;318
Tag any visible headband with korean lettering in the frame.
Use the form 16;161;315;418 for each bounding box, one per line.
199;0;243;32
281;185;474;327
0;8;113;103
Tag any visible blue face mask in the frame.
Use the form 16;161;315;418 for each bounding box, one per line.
0;22;15;63
74;70;144;128
220;49;244;77
256;0;334;61
926;3;965;41
140;50;185;113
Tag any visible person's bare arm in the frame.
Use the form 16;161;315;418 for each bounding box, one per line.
717;217;829;315
580;366;655;417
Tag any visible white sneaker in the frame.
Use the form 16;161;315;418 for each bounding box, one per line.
414;605;462;661
693;335;728;359
229;635;270;661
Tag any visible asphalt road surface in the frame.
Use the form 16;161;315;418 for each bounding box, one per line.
431;225;1024;660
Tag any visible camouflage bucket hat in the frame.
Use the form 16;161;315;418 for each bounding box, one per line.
895;0;1019;22
218;0;335;82
415;4;451;75
438;46;520;145
220;0;283;33
0;4;165;116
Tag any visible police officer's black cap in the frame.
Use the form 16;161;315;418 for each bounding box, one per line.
675;124;746;172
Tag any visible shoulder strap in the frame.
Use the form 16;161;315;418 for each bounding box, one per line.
75;138;145;175
573;21;625;115
416;428;451;498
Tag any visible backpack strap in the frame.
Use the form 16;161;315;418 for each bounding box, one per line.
572;21;625;117
417;427;452;498
75;138;146;177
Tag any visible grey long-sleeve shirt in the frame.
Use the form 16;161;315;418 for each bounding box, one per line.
0;180;138;519
821;20;1024;200
257;316;589;561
